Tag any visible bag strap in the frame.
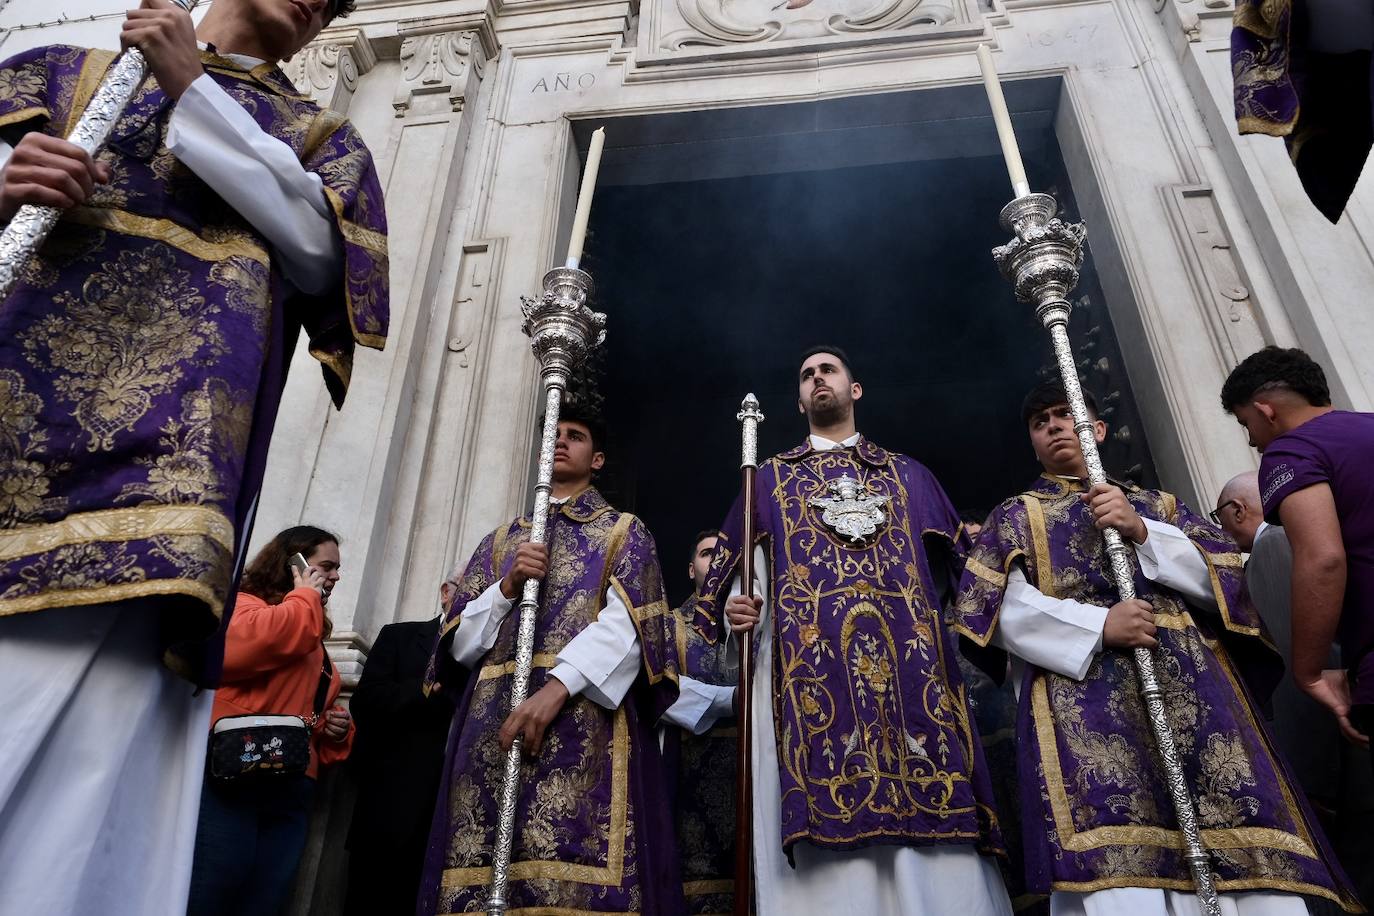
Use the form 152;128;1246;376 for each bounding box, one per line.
308;646;333;726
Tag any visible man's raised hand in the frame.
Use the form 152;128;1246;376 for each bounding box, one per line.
1102;598;1157;650
725;594;762;634
121;0;204;100
1081;483;1148;545
500;542;549;600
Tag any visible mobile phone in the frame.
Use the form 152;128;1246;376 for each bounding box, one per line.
290;553;310;575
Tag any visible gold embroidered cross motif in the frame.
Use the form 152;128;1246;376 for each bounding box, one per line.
810;475;889;543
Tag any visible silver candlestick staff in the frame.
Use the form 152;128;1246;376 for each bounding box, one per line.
485;265;605;916
991;192;1222;916
0;0;198;301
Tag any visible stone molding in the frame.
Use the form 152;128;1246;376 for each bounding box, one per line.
393;6;500;115
283;26;378;110
644;0;984;57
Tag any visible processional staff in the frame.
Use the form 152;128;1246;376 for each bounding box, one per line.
0;0;198;299
733;393;764;916
486;127;608;916
975;44;1223;916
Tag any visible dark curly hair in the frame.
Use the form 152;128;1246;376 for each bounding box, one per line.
239;525;340;607
1021;379;1099;424
326;0;355;21
1220;346;1331;412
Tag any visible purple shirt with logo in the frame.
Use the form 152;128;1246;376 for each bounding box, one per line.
1260;410;1374;704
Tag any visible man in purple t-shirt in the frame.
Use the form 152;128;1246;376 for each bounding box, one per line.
1222;346;1374;760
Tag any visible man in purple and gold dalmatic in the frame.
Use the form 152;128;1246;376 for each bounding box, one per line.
951;380;1361;916
0;0;388;912
683;346;1013;916
668;529;738;916
419;411;685;915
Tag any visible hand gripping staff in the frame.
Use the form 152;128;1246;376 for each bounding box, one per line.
0;0;199;300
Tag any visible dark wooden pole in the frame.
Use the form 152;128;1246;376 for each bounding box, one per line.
733;394;763;916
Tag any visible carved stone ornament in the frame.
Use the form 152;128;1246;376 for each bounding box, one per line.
810;475;890;543
394;31;484;114
659;0;969;50
284;44;357;98
282;28;376;109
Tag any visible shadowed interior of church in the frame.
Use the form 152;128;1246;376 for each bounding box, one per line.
574;82;1158;607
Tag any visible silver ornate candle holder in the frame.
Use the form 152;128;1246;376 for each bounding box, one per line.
992;193;1222;916
485;265;604;916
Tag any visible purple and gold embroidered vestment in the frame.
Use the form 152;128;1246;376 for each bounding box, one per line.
671;596;736;915
420;487;683;915
952;474;1359;910
0;45;389;683
694;436;1004;858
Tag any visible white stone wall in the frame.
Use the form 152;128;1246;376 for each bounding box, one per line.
4;0;1372;651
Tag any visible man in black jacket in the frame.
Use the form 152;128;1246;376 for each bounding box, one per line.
343;579;460;915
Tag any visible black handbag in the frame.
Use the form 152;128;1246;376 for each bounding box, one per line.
208;650;334;781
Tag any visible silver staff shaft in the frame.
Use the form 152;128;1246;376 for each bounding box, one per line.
993;193;1221;916
487;266;604;916
0;0;199;301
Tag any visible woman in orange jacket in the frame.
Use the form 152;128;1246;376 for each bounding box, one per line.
187;526;355;916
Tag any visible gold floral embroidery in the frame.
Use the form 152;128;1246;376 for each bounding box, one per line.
118;380;252;505
209;256;272;335
22;247;223;452
0;370;66;524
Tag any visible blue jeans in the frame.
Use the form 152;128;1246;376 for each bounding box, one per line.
186;773;315;916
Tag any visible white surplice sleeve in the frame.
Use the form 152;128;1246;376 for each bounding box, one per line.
663;677;737;735
1134;518;1218;610
549;587;642;710
164;74;342;295
992;567;1107;681
449;581;514;669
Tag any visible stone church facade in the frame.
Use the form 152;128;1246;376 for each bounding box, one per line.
2;0;1372;910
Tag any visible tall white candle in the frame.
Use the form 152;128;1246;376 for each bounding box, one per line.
565;127;606;268
976;44;1031;199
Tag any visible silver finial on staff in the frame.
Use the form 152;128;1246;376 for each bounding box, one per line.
484;265;605;916
991;191;1221;916
0;0;199;301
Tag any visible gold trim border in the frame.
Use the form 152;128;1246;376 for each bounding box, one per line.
65;206;269;266
321;185;387;351
1050;873;1358;911
0;106;49;129
0;504;235;562
441;706;631;888
477;652;559;682
683;879;732;896
0;577;219;618
65;49;118;136
1030;668;1318;858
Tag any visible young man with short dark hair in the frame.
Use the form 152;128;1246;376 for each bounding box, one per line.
952;380;1359;915
420;412;684;915
0;0;387;910
684;346;1012;916
1222;346;1374;753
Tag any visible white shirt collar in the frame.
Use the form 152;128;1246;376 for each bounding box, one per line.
199;41;266;69
809;432;861;451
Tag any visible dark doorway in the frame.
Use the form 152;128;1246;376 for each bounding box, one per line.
575;82;1156;607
